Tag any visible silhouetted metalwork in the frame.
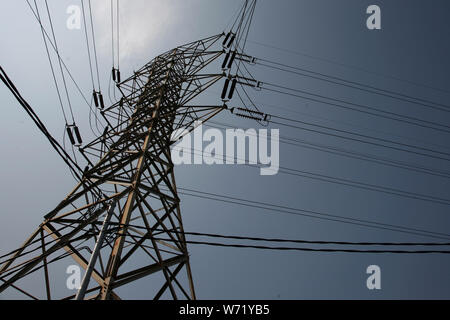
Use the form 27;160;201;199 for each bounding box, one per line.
0;34;227;300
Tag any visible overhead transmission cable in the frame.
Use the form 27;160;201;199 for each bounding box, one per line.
81;0;106;136
262;82;450;135
223;0;245;32
234;0;256;76
115;225;450;254
124;231;450;254
235;54;450;134
81;0;96;93
0;67;82;181
110;0;121;84
119;225;450;254
44;0;76;124
0;67;105;202
161;185;450;241
246;39;450;96
25;0;104;139
88;0;101;91
140;237;450;254
170;144;450;207
269;117;450;163
32;0;68;125
117;0;120;75
44;0;83;159
81;0;105;110
220;0;257;103
206;120;450;180
33;0;82;150
271;113;450;160
123;226;450;247
234;69;450;163
233;93;450;152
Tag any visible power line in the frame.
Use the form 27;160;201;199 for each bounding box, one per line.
25;0;104;128
223;0;245;32
116;0;120;71
235;0;256;76
159;183;450;240
32;0;68;125
87;0;101;91
207;120;450;180
81;0;96;91
254;57;450;114
0;67;105;202
271;114;450;160
0;67;82;180
231;0;248;52
110;0;120;80
246;39;450;96
130;236;450;254
110;0;115;70
44;0;76;124
239;95;450;153
270;118;450;163
172;144;450;207
124;225;450;247
208;86;450;153
235;70;450;161
231;82;450;162
263;82;450;135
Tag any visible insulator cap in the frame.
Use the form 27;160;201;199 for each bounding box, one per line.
228;78;237;99
222;32;231;46
66;127;76;145
227;51;237;69
93;91;99;108
221;51;230;69
102;125;109;137
99;93;105;109
227;34;236;48
221;78;230;100
83;166;89;177
74;125;82;144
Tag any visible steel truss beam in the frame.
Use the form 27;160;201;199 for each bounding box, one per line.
0;34;226;300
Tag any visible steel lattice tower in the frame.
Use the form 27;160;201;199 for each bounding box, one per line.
0;34;227;300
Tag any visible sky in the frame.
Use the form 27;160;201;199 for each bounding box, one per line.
0;0;450;299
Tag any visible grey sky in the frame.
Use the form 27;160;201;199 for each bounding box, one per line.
0;0;449;299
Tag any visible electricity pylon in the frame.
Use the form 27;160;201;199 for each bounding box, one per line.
0;34;227;300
